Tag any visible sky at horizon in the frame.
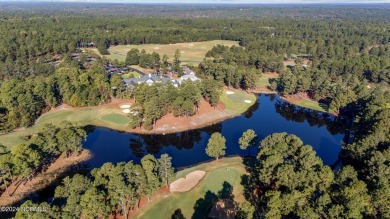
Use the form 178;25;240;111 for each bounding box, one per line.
1;0;390;4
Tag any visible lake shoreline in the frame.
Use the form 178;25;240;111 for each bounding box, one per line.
0;149;92;207
1;94;344;215
0;90;257;147
252;90;337;116
1;89;335;147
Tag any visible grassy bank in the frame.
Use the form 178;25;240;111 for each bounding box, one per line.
121;71;143;78
0;90;256;148
132;157;246;219
290;99;328;113
87;40;239;66
0;104;132;148
254;73;334;114
220;89;257;115
255;73;278;92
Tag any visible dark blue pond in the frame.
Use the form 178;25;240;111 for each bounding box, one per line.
84;94;345;169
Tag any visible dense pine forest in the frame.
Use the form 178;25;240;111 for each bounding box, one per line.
0;3;389;219
1;11;389;130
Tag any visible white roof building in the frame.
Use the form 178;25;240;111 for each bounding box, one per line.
178;74;200;83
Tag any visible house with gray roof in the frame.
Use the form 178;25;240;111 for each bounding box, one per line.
178;74;200;83
123;73;180;87
182;66;195;75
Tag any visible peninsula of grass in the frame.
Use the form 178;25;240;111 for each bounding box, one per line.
1;89;334;149
292;99;329;113
0;89;256;148
132;157;247;219
220;89;257;115
0;90;255;148
0;106;132;148
87;40;239;66
254;74;335;114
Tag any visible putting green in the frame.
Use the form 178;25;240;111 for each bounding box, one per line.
100;113;130;125
132;157;246;219
220;90;257;115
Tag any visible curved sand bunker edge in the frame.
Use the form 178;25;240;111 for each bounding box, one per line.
169;170;206;193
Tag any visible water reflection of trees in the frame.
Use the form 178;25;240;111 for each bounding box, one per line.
129;138;144;158
129;123;222;156
243;98;260;119
274;100;345;135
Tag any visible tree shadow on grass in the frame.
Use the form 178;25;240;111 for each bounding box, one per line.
192;191;218;219
172;208;186;219
192;181;236;219
218;181;234;200
241;157;260;208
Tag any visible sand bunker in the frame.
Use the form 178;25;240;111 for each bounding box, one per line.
244;100;252;103
170;170;206;192
189;43;194;46
226;91;234;95
154;47;160;49
180;51;185;54
122;109;131;114
120;104;131;109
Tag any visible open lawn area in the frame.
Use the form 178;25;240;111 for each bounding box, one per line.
220;89;257;115
100;113;130;125
0;104;133;148
290;99;328;113
132;157;247;219
0;90;256;148
87;40;239;66
256;73;278;91
283;58;310;67
121;71;143;78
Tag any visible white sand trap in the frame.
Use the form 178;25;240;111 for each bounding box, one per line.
170;170;206;193
180;51;185;54
244;100;252;103
226;91;234;95
120;104;131;109
122;109;131;114
153;47;160;49
189;43;194;46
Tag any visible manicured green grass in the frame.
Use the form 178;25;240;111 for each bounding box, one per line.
294;99;328;113
257;74;278;90
101;113;130;125
121;71;142;79
0;106;133;148
1;88;254;149
0;133;27;149
87;40;239;66
1;90;254;148
220;90;257;115
88;48;126;62
132;157;246;219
